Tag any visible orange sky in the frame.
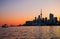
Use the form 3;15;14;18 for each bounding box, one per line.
0;0;60;26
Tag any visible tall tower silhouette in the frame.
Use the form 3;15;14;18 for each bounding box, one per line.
40;9;42;19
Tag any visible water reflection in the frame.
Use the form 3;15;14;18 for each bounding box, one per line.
0;26;60;39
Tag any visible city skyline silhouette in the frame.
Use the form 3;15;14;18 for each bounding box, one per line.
1;10;60;26
22;10;60;26
0;0;60;26
0;0;60;39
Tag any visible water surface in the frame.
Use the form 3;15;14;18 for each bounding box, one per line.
0;26;60;39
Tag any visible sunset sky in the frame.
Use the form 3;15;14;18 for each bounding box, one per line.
0;0;60;26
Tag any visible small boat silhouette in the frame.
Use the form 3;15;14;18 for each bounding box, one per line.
2;24;8;28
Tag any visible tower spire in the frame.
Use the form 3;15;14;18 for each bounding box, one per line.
40;9;42;18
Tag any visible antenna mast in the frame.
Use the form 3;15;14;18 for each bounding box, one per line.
40;9;42;18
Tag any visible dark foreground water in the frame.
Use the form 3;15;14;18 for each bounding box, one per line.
0;26;60;39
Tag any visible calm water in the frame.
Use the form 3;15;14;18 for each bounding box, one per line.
0;26;60;39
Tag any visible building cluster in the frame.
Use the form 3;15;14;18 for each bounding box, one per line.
23;10;60;26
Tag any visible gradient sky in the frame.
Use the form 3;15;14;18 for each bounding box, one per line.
0;0;60;26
